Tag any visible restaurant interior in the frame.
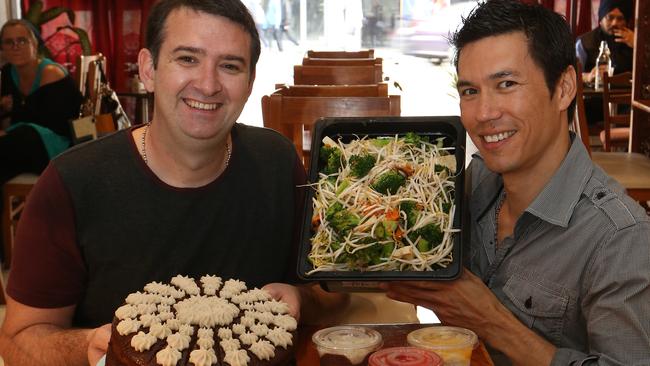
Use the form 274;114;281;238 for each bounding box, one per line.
0;0;648;365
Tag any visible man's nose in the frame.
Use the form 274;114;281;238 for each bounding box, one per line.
475;92;502;123
194;66;223;96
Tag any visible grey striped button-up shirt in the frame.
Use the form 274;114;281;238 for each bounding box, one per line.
467;135;650;365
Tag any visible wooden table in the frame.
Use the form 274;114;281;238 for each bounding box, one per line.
295;323;494;365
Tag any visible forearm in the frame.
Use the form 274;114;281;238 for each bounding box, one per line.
482;305;555;366
0;324;91;366
297;283;350;324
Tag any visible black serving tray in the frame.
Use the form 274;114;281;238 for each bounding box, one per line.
297;116;467;284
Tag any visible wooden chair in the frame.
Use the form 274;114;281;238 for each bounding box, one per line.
261;94;400;165
302;57;382;67
75;53;106;100
2;173;38;269
293;65;383;85
599;71;632;152
573;66;650;204
272;83;389;97
307;49;374;59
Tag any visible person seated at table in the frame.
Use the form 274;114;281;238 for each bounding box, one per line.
0;19;83;185
575;0;633;126
383;1;650;365
0;1;347;365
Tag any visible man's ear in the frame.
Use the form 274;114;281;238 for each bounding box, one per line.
138;48;156;93
557;65;577;112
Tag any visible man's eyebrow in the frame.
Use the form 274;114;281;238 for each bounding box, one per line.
489;70;519;79
172;46;205;55
222;55;247;65
456;80;473;88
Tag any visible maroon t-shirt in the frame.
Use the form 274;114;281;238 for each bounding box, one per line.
7;124;306;327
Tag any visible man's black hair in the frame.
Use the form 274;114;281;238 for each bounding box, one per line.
145;0;260;76
451;0;576;123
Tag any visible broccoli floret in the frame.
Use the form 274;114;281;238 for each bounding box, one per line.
371;138;391;147
349;154;375;178
411;223;443;252
372;170;406;195
404;132;428;145
335;179;350;196
320;145;342;175
325;202;359;235
400;201;419;228
347;240;384;267
442;200;453;214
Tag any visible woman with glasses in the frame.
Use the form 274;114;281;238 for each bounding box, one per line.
0;19;83;185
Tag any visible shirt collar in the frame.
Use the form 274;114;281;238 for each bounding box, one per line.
471;133;593;228
526;133;592;227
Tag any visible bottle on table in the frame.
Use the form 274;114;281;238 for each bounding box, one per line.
594;40;612;90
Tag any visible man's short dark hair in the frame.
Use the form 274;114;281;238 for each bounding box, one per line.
451;0;576;123
145;0;261;76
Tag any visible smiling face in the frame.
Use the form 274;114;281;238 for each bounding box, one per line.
139;7;254;145
1;24;38;67
456;31;573;180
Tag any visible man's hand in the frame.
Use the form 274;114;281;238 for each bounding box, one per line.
263;283;302;321
381;268;555;365
583;67;597;84
381;269;505;338
613;27;634;48
87;324;111;366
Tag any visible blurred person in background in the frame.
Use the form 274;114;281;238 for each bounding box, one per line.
243;0;269;47
0;19;83;185
576;0;634;126
266;0;284;51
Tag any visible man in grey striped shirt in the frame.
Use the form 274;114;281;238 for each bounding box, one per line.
383;1;650;364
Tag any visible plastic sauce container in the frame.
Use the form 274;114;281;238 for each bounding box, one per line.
369;346;443;366
407;326;477;366
312;326;383;365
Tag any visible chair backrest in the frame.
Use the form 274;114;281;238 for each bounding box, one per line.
293;65;383;85
573;60;592;156
272;83;389;97
76;54;106;98
261;94;401;164
601;71;632;151
302;57;382;67
307;49;374;58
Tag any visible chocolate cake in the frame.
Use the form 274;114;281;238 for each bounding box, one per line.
105;275;297;366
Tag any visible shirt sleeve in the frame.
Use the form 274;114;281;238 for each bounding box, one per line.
6;163;87;308
576;39;588;72
552;220;650;365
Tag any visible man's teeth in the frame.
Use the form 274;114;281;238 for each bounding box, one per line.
186;99;218;111
484;131;515;143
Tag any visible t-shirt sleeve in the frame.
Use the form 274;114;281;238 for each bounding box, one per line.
6;163;86;308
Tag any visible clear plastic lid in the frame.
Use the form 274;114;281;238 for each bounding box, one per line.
312;326;383;364
407;326;478;350
369;346;443;366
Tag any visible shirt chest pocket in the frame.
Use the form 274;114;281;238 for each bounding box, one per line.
503;274;569;343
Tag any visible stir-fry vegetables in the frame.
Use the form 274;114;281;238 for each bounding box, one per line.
307;133;459;273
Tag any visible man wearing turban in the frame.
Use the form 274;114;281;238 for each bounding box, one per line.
575;0;634;125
